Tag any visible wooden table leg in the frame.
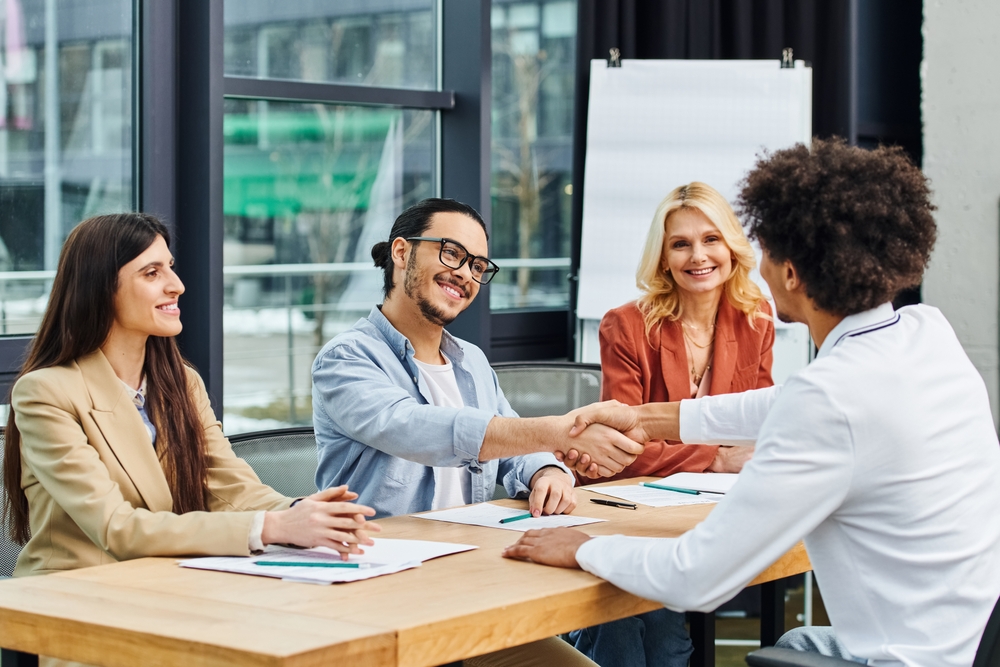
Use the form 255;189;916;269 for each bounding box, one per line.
2;649;39;667
759;578;786;647
688;611;715;667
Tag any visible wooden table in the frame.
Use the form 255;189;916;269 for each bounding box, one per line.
0;482;810;667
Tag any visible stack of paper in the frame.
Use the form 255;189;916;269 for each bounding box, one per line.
588;485;719;508
415;503;606;532
180;538;476;585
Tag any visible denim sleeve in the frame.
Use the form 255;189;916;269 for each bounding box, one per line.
314;343;495;469
491;369;572;498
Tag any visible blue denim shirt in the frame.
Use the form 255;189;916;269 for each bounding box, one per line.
312;306;569;518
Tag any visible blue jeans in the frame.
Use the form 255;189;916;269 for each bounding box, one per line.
776;626;868;664
569;608;693;667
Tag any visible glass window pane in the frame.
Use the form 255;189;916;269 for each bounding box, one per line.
224;1;437;90
490;0;576;311
222;100;435;434
0;0;133;335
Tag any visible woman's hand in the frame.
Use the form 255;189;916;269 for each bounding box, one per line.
262;485;381;558
707;445;753;473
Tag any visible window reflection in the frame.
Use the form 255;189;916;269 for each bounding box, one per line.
224;1;436;89
222;100;434;433
0;0;133;335
490;0;577;310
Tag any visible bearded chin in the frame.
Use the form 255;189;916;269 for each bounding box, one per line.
417;296;455;326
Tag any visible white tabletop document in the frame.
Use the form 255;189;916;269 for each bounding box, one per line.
659;472;739;494
179;538;477;585
415;502;607;532
588;485;720;508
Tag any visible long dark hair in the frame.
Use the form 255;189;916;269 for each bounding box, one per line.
3;213;209;544
370;198;487;297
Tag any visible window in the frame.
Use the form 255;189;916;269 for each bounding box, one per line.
222;2;439;434
0;0;133;335
489;0;576;311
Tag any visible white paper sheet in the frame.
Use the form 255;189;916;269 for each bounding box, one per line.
588;485;720;508
657;472;739;494
179;538;477;585
414;502;607;532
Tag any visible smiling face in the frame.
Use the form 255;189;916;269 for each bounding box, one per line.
110;235;185;340
661;207;734;298
401;211;486;326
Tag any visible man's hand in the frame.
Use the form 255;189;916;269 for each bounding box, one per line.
502;528;591;568
527;467;577;517
553;402;648;477
707;445;753;473
555;421;643;478
262;485;381;558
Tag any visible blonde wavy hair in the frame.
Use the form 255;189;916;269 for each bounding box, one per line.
636;182;768;337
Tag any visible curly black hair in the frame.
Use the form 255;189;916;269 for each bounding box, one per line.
738;138;937;316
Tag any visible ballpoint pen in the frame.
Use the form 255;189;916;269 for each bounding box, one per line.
640;482;700;495
499;512;534;524
254;561;367;568
590;498;637;510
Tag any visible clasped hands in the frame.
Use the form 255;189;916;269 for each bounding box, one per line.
554;400;650;478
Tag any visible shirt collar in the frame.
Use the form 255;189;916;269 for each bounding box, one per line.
119;376;148;407
367;305;466;364
815;302;898;360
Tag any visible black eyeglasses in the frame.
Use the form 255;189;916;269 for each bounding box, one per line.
406;237;501;285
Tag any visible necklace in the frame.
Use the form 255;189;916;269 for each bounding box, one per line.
682;327;715;349
683;330;713;386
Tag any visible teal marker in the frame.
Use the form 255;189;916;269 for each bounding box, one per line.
254;561;365;568
499;512;534;524
640;482;700;495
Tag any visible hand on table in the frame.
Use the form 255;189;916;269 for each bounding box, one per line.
707;445;753;473
527;467;578;517
502;528;591;569
554;401;647;478
262;485;381;558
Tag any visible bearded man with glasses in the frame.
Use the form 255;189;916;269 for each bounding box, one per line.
310;197;639;667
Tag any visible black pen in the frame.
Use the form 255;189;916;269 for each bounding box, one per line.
590;498;638;510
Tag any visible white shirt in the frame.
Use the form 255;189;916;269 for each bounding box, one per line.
577;304;1000;667
414;355;471;509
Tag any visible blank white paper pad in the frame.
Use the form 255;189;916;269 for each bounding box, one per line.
588;485;719;508
179;538;476;584
578;58;811;320
415;502;606;532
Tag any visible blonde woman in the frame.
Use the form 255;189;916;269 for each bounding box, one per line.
570;182;773;667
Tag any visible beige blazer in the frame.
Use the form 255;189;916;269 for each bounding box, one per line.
11;349;292;577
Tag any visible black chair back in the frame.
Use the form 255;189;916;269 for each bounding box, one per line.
227;427;319;498
0;428;22;578
492;362;602;417
973;593;1000;667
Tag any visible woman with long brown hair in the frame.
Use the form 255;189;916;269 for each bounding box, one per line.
3;213;378;580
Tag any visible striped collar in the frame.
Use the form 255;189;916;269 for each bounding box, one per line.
816;303;899;360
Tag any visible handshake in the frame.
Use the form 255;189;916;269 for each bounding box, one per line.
551;400;660;478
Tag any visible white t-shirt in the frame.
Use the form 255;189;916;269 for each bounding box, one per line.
413;354;471;510
577;304;1000;667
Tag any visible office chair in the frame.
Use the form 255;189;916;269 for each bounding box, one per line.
492;361;602;418
745;591;1000;667
490;362;601;500
227;426;319;498
0;428;23;579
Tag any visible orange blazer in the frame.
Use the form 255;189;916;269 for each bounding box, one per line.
583;298;775;483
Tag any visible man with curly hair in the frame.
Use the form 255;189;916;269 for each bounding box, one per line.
504;139;1000;667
